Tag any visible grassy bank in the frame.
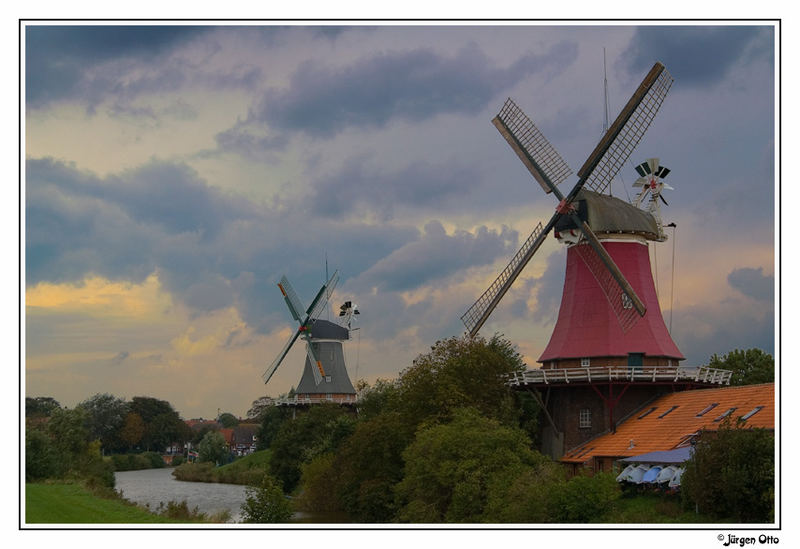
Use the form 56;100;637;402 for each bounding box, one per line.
26;482;179;524
172;450;271;485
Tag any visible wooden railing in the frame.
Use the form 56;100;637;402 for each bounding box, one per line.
274;395;358;406
507;365;732;386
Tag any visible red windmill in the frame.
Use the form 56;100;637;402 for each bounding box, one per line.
462;62;731;458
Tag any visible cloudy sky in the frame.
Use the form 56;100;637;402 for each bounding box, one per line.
23;23;776;419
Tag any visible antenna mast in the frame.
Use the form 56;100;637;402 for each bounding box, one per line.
603;47;610;134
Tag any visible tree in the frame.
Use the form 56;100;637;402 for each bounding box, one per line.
395;407;546;523
394;334;526;431
25;429;58;481
708;348;774;386
325;411;413;522
269;404;350;493
218;412;239;428
255;406;290;450
119;412;145;450
681;422;774;522
240;475;293;523
78;393;129;453
197;431;228;465
26;396;61;418
129;396;188;452
246;396;275;421
46;406;91;475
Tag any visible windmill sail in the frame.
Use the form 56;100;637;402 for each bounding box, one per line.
578;63;673;195
278;276;306;323
306;270;339;321
263;328;301;383
493;98;573;193
461;220;549;337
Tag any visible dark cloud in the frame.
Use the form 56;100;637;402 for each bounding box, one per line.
26;26;209;107
622;26;773;87
255;41;578;137
671;299;773;365
356;220;519;293
308;154;479;221
111;351;129;365
727;267;773;301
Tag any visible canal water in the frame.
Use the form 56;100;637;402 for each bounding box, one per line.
115;467;248;523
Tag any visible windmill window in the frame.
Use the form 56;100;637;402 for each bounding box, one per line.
580;357;591;367
579;408;592;428
657;405;679;419
696;403;719;417
713;407;737;422
741;406;764;421
638;407;657;419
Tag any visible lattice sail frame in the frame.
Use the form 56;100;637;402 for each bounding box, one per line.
580;67;673;195
494;98;573;192
461;221;547;336
572;242;639;333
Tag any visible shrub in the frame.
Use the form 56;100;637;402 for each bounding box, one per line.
143;451;165;469
171;455;184;466
25;429;59;481
240;475;293;523
549;472;620;523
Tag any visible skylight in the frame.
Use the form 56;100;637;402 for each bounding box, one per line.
713;407;737;422
657;405;679;419
638;407;657;419
696;403;719;417
741;406;764;421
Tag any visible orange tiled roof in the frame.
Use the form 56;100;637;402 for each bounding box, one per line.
561;383;774;463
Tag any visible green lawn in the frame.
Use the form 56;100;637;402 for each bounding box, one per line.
25;483;180;524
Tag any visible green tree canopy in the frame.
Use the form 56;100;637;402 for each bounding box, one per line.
78;393;129;452
197;431;228;465
682;422;774;522
129;396;188;452
26;396;61;418
255;406;291;451
269;404;352;493
218;412;239;428
119;412;145;449
708;348;774;385
394;334;526;430
395;407;546;523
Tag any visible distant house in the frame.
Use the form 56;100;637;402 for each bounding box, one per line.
232;424;259;455
560;383;774;474
219;428;234;449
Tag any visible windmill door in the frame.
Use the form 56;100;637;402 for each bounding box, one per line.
627;352;644;369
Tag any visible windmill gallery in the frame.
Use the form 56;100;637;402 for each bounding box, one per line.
261;62;772;469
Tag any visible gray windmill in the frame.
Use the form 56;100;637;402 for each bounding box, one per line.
461;61;674;339
263;270;357;404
